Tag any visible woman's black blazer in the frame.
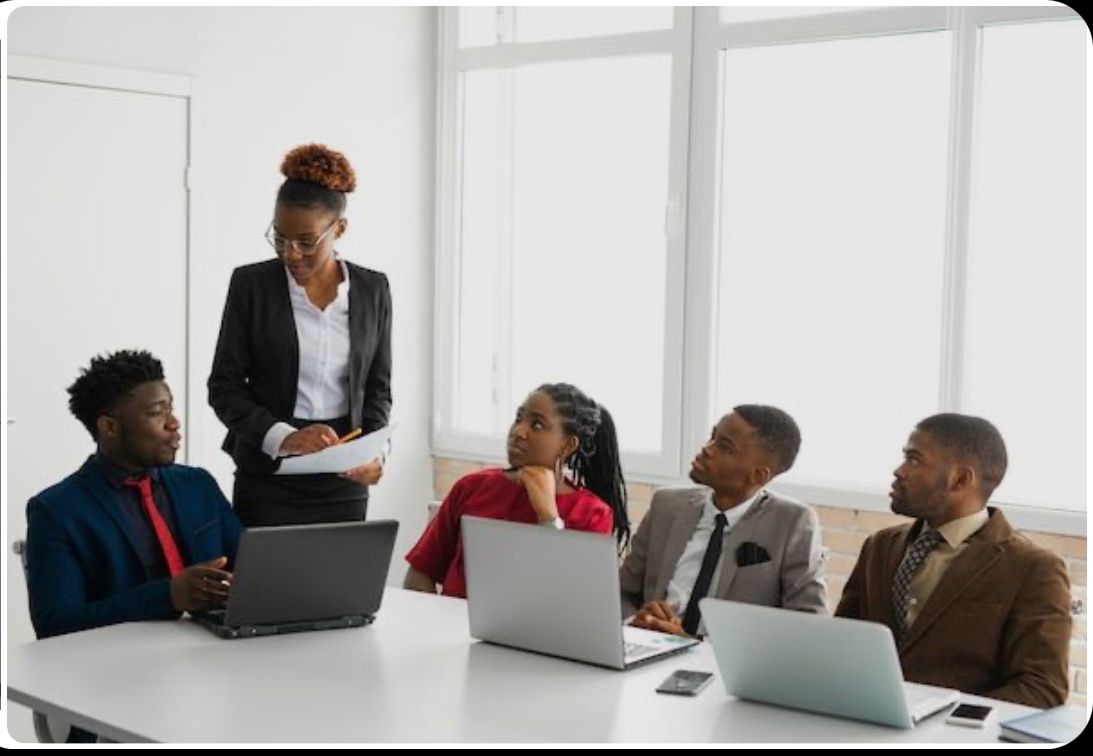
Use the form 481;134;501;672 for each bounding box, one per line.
208;259;392;475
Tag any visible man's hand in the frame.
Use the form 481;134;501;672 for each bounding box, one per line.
170;557;233;612
631;600;690;637
280;424;338;455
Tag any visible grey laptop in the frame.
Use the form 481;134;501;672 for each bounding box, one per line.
195;520;398;639
700;598;959;729
462;516;698;669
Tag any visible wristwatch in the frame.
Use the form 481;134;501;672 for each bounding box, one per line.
541;517;565;530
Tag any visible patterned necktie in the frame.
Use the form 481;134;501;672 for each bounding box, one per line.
891;528;944;636
123;475;185;577
681;513;728;637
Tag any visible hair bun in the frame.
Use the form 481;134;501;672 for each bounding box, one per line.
281;144;356;193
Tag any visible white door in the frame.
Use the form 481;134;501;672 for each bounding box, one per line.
6;76;189;657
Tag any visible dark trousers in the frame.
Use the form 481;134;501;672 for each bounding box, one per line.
233;472;369;527
232;415;369;528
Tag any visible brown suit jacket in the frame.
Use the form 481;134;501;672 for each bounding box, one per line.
836;508;1071;708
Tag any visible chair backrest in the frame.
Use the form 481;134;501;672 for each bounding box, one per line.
13;539;28;575
11;538;64;743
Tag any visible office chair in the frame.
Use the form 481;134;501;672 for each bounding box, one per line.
12;539;69;744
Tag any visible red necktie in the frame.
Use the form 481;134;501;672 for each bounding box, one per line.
123;475;185;577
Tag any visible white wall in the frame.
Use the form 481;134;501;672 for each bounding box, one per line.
4;6;436;742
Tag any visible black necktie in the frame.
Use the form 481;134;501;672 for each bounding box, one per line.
681;512;727;636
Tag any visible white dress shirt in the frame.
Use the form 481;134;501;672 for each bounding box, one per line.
665;488;764;616
261;258;352;458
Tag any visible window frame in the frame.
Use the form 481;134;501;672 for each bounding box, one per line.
433;7;694;481
434;5;1085;536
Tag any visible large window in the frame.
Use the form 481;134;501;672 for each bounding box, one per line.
961;19;1087;515
436;7;690;476
436;6;1086;533
714;31;952;493
456;57;673;452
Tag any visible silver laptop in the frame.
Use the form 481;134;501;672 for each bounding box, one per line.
462;516;699;669
700;598;959;728
195;520;398;639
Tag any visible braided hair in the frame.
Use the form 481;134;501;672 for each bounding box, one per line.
277;143;356;216
537;383;630;550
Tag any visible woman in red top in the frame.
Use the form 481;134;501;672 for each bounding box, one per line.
404;383;630;598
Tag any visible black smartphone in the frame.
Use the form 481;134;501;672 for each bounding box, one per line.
656;670;714;696
945;703;993;728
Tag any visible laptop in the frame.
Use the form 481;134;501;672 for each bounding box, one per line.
462;515;699;669
195;520;398;639
700;598;959;729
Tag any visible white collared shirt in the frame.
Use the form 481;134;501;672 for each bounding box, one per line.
261;258;352;458
666;488;764;617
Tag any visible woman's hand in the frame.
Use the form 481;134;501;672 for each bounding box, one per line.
342;458;384;486
280;423;339;455
517;465;559;523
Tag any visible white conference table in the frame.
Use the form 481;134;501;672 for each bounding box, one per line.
7;588;1037;743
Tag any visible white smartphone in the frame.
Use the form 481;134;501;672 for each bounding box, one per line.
945;703;993;728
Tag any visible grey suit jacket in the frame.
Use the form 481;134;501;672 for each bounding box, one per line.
619;487;827;618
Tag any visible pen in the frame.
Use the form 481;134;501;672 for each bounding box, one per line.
338;428;363;444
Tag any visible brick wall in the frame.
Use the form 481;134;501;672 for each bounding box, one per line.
432;455;1087;705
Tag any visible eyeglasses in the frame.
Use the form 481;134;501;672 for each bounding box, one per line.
265;217;340;257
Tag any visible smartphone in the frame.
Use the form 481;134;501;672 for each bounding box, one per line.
945;703;993;728
656;670;714;696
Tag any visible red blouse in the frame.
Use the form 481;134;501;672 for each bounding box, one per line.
405;468;614;598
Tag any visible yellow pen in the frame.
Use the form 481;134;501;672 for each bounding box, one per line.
338;428;363;444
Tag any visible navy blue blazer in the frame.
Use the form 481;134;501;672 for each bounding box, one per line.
25;455;243;639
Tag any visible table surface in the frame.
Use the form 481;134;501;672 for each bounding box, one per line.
7;588;1040;743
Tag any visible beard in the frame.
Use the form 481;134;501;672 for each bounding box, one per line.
891;484;948;522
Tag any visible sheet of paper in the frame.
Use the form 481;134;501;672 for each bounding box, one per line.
275;424;395;475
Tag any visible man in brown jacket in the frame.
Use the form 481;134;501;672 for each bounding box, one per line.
837;413;1070;708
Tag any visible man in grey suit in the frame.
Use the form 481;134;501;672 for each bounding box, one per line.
621;405;826;637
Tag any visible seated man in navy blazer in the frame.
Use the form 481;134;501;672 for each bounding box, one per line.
620;405;827;638
25;349;242;641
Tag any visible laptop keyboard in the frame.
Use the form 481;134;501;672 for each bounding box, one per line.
905;682;960;722
911;694;957;722
624;641;658;658
197;610;226;626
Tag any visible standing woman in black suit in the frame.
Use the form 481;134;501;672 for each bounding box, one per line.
208;144;391;527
